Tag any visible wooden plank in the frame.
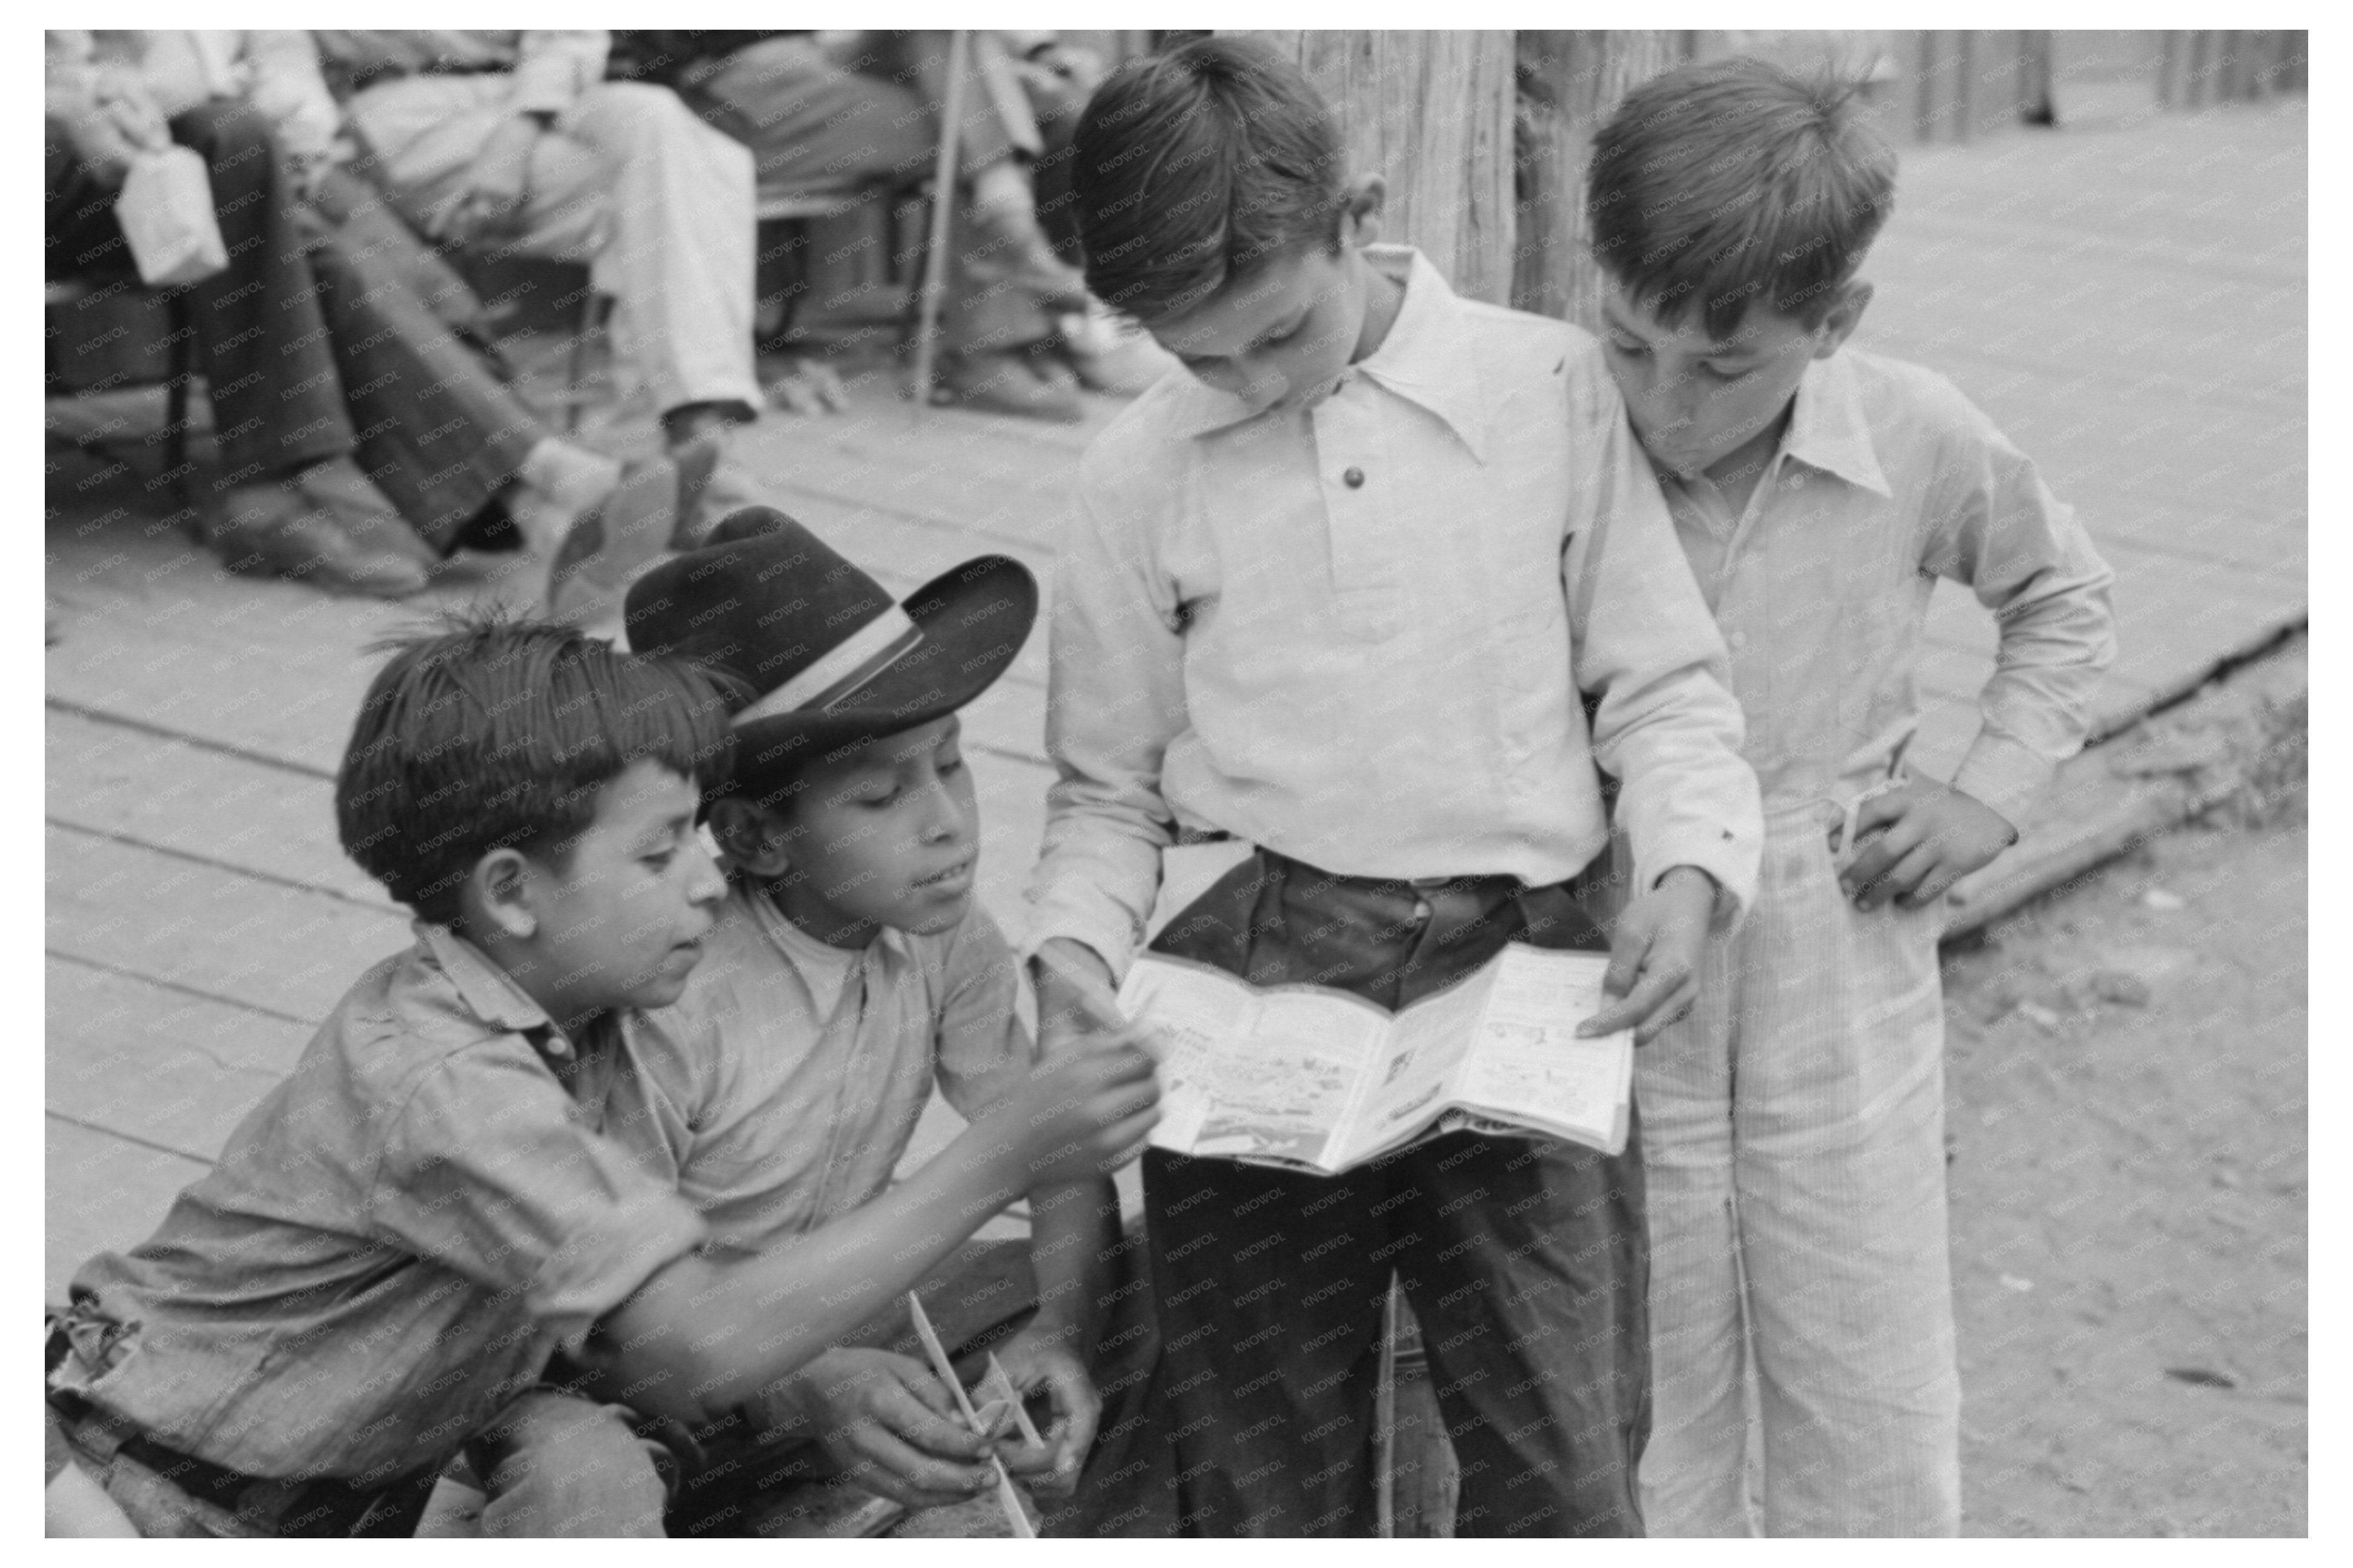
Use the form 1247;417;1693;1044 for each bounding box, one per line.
47;706;387;907
1513;32;1689;327
1233;31;1518;306
47;1117;210;1304
48;825;411;1026
48;958;300;1162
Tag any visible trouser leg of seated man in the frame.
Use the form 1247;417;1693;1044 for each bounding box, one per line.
680;37;1078;423
308;228;538;554
45;104;428;596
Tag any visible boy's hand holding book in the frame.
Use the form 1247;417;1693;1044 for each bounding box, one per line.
1581;865;1719;1045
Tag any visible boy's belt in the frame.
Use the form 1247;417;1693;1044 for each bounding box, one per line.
44;1323;439;1537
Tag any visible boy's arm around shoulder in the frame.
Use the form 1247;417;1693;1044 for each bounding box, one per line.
1025;429;1193;985
1917;377;2118;828
1563;368;1762;926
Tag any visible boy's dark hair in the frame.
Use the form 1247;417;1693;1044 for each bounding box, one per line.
1585;57;1897;342
336;613;733;928
1070;36;1350;324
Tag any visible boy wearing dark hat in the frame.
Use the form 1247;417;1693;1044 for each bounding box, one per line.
44;616;1158;1536
623;509;1151;1521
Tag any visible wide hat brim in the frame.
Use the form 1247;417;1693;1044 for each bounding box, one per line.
726;552;1038;772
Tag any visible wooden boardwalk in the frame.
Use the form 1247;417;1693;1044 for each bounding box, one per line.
45;87;2304;1360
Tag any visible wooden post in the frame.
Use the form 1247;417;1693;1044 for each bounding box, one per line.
1511;31;1685;330
1225;30;1518;305
909;29;970;408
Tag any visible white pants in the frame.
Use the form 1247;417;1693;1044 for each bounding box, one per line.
350;76;760;419
1636;803;1962;1536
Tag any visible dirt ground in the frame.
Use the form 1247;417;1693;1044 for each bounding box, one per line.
1942;782;2306;1535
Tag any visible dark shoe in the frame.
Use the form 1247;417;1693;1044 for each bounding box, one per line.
288;457;440;573
934;352;1086;422
208;498;431;599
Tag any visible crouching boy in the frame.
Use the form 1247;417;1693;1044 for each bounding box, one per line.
1584;59;2117;1535
1027;38;1765;1536
619;508;1155;1524
44;616;1158;1536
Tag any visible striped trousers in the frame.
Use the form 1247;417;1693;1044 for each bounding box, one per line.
1634;804;1961;1536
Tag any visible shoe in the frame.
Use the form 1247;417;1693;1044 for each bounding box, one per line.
963;208;1094;312
543;448;716;620
967;244;1092;313
207;487;430;599
934;352;1086;422
288;457;440;573
663;427;768;551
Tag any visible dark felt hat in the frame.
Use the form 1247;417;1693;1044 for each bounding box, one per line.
623;508;1037;774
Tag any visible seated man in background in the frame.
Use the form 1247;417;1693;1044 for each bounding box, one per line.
46;29;427;597
299;30;771;539
612;30;1103;420
144;29;712;619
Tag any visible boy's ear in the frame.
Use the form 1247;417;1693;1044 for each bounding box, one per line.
709;796;792;879
465;848;540;942
1339;174;1387;248
1814;278;1874;358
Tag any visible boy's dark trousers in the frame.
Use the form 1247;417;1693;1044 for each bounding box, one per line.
1140;850;1650;1538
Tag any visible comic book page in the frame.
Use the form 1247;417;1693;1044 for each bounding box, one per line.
1117;956;1387;1170
1330;963;1493;1166
1451;947;1632;1154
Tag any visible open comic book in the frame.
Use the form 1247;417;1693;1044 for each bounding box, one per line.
1115;942;1633;1175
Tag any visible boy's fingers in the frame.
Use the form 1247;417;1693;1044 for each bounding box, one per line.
1899;859;1964;909
1839;817;1922;893
877;1382;988;1457
848;1428;994;1506
1599;919;1651;1001
1584;962;1678;1037
1632;975;1699;1044
1853;786;1916;837
1863;843;1942;910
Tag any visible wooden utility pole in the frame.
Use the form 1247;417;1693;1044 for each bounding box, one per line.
1512;31;1686;330
1226;30;1518;306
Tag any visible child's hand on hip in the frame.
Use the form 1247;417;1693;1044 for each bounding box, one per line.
1837;779;2017;912
1581;865;1717;1045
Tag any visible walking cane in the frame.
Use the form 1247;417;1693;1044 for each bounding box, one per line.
910;28;971;408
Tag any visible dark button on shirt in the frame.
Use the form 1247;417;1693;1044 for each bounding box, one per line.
1342;466;1366;488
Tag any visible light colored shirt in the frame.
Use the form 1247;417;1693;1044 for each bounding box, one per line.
1654;348;2116;826
634;885;1035;1255
51;924;706;1483
1027;246;1764;978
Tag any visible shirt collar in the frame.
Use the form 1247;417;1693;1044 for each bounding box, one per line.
1777;352;1893;498
1164;245;1490;461
413;921;558;1040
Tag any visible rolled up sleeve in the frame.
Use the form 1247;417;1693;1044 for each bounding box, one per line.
371;1043;706;1356
1025;451;1191;980
934;909;1038;1117
1565;387;1763;926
